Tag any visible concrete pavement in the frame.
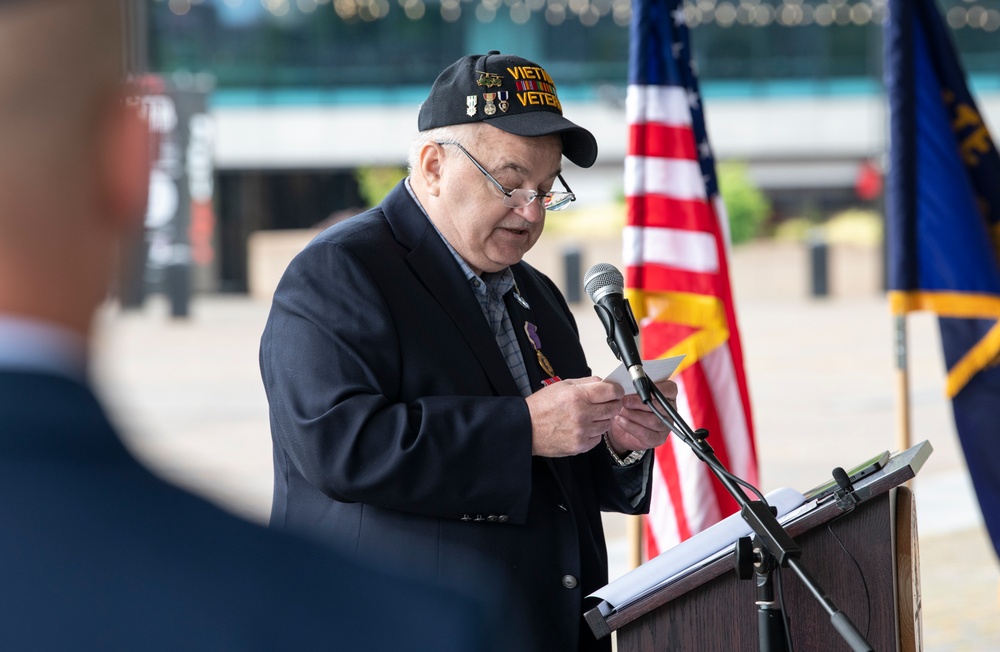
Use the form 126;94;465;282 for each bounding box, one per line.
91;240;999;650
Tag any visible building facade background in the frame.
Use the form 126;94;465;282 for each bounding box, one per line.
143;0;1000;293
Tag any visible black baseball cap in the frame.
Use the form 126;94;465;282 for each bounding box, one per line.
417;51;598;168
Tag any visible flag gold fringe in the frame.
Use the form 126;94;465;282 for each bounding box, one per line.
626;289;729;371
944;321;1000;397
888;290;1000;397
889;290;1000;317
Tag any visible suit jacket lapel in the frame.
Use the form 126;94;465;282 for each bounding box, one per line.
381;182;521;398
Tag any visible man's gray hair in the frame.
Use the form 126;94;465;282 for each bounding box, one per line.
407;123;482;173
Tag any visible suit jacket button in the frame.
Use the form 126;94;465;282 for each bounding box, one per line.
473;515;485;522
487;515;498;522
557;503;568;512
561;575;578;589
461;514;472;521
498;515;509;522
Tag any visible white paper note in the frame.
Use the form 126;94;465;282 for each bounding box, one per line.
603;355;685;394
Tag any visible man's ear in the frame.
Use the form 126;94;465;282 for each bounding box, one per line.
418;141;445;197
97;97;151;232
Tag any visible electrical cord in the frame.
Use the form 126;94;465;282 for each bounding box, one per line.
825;511;873;641
774;566;794;652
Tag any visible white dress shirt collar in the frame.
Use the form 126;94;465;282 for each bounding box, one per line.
0;314;87;381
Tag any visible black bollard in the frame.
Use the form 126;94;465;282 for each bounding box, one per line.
564;247;582;304
164;262;192;318
809;237;829;298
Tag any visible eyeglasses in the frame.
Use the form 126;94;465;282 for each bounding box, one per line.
436;141;576;212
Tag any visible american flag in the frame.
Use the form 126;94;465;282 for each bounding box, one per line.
624;0;758;557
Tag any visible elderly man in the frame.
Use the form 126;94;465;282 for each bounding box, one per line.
261;51;677;651
0;2;488;649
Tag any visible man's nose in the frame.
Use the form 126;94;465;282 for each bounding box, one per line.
515;197;545;222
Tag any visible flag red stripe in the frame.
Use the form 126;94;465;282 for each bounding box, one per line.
625;264;725;297
628;123;699;160
625;195;717;231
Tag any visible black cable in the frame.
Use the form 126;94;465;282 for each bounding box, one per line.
647;387;769;505
774;566;794;652
825;512;872;641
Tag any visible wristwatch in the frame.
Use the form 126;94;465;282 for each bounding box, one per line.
603;433;646;466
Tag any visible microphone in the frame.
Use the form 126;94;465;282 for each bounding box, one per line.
583;263;651;402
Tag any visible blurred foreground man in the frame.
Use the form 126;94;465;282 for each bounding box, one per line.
262;51;678;651
0;2;487;649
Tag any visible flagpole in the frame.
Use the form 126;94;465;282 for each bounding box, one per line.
628;515;643;569
894;314;911;453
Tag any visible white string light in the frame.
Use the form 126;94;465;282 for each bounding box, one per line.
152;0;999;31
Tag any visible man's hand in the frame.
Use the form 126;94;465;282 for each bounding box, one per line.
526;377;624;457
605;379;679;456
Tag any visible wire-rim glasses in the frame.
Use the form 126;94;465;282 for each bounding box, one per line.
436;141;576;212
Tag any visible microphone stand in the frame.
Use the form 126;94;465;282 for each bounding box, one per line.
633;375;873;652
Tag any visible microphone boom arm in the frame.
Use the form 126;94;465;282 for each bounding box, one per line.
644;382;873;652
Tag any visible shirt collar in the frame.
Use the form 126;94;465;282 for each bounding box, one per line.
404;177;514;297
0;314;88;381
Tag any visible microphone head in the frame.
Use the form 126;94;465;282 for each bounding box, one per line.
832;466;852;489
583;263;624;304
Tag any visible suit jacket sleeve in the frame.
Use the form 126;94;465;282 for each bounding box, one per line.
261;234;536;524
514;265;654;517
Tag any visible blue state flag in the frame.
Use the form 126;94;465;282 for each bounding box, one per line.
885;0;1000;558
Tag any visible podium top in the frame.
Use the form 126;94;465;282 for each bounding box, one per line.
585;440;933;640
587;487;807;617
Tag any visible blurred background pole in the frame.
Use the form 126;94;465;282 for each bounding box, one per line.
628;515;643;569
117;0;151;309
122;0;148;75
895;315;911;453
118;2;197;319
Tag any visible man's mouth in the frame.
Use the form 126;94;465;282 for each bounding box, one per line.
499;224;533;236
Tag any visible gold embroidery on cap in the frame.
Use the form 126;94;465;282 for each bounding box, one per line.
476;71;504;88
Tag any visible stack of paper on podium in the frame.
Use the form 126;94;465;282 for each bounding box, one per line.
588;487;808;617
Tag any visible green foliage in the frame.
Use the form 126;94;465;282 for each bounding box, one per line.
717;161;771;245
355;166;408;208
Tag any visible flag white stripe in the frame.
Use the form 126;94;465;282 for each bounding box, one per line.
703;346;757;482
625;155;706;201
626;85;692;127
674;375;723;535
623;225;719;273
713;195;733;257
647;458;679;550
648;374;725;552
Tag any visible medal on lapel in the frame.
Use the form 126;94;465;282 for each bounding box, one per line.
524;322;561;387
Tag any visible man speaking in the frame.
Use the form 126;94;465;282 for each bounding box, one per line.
261;51;678;651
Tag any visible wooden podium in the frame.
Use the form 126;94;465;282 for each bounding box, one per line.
585;441;931;651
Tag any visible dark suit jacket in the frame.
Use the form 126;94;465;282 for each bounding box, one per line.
0;370;486;651
261;181;653;652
